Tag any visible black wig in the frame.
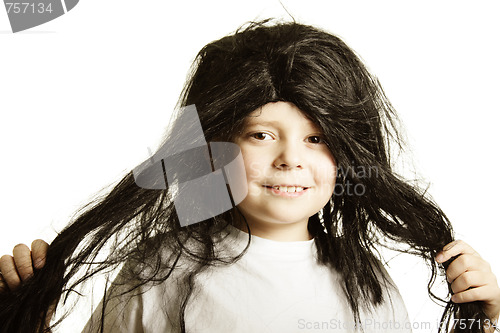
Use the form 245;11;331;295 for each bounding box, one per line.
0;19;490;333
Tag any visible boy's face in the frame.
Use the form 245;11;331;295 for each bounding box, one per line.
233;101;336;240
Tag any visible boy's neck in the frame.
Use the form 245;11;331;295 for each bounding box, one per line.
232;212;313;242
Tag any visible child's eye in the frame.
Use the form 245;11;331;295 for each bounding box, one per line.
250;132;273;141
307;136;324;144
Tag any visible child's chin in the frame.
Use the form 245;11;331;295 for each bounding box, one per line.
265;209;311;223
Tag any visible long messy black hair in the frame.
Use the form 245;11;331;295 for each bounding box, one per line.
0;18;490;332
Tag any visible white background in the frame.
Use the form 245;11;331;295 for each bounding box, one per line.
1;1;499;332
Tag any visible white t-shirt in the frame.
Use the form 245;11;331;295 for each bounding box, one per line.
83;225;412;332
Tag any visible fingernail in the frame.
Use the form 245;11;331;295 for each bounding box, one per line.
451;294;457;302
435;253;444;263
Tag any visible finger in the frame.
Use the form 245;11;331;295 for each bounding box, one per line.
31;239;49;269
446;254;491;283
451;270;493;294
0;255;22;291
12;243;34;282
436;239;481;263
451;285;496;303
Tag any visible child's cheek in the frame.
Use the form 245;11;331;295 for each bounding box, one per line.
313;160;337;193
246;186;265;198
245;161;262;180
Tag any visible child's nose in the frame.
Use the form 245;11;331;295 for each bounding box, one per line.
273;142;303;170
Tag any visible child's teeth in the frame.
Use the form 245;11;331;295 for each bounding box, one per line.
272;186;305;193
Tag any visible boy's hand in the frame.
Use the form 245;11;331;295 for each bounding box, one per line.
0;239;49;292
436;240;500;331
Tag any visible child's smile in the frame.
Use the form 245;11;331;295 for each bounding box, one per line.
263;185;309;197
233;101;337;241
